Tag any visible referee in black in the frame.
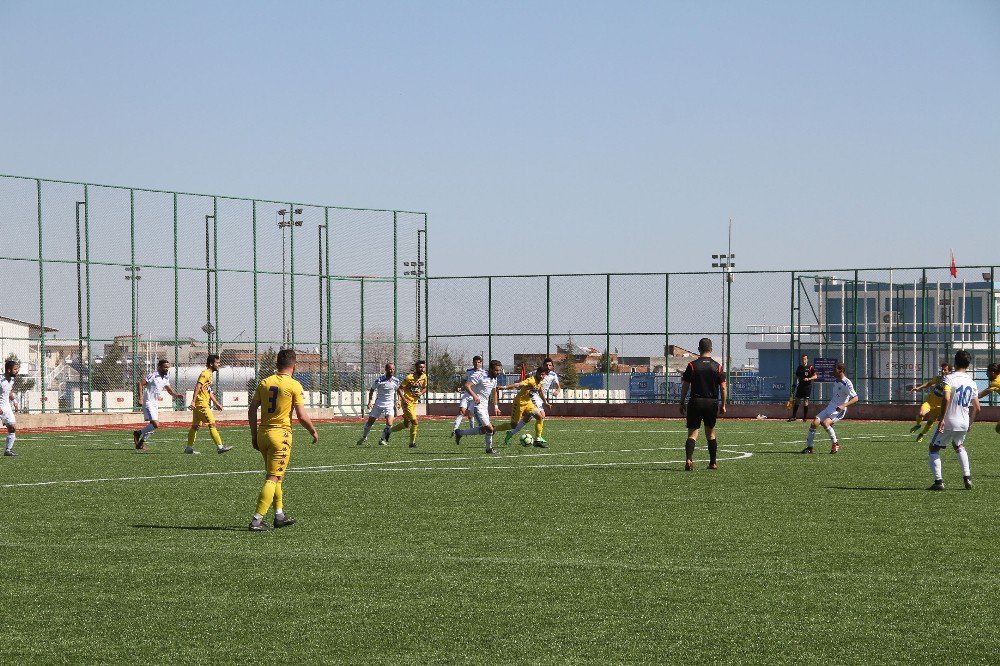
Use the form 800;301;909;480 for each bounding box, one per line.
679;338;727;470
788;354;817;422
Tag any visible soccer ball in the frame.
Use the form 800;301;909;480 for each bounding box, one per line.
519;433;534;446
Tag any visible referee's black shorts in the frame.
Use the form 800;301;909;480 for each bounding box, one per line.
795;384;813;399
686;398;719;430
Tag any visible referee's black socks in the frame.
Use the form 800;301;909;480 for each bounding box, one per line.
685;438;696;461
707;438;718;465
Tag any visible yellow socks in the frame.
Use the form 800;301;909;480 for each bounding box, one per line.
273;482;283;513
535;420;544;439
409;423;418;443
210;427;223;447
187;429;197;447
255;479;277;517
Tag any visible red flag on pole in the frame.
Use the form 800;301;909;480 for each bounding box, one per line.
950;249;957;278
520;362;526;380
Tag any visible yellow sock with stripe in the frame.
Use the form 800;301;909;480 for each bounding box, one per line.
187;429;197;447
210;427;223;447
273;481;284;514
255;479;277;517
535;420;544;439
409;423;418;443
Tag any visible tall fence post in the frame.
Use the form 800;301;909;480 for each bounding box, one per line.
173;193;180;404
422;214;429;366
487;276;493;362
212;197;219;359
605;273;611;404
853;269;860;383
130;188;137;412
359;278;365;406
252;200;259;395
392;211;398;368
290;205;297;349
789;271;796;385
324;208;332;406
36;179;46;413
545;275;551;355
84;184;92;412
664;273;669;404
725;269;732;388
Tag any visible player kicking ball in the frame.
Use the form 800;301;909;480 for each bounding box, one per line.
801;363;858;454
248;349;319;531
908;362;951;443
133;359;184;451
500;366;549;448
928;350;980;491
454;360;503;454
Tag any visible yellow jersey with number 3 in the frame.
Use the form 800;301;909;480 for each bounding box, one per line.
194;369;214;409
254;373;305;433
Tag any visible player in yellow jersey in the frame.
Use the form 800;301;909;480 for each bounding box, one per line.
977;363;1000;435
248;349;318;531
186;354;231;454
498;366;549;448
386;360;427;448
908;362;951;442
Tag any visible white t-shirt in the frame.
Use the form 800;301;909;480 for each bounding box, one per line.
370;376;401;408
826;377;858;411
466;369;498;406
143;371;171;406
942;371;979;432
0;376;13;410
541;370;560;392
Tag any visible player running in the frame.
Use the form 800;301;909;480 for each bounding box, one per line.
801;363;858;454
454;360;503;454
976;363;1000;436
451;356;483;437
928;350;980;491
248;349;319;531
1;360;20;457
500;366;549;448
385;360;428;448
679;338;727;470
133;359;184;451
909;362;951;442
531;356;560;416
187;354;231;454
357;363;401;446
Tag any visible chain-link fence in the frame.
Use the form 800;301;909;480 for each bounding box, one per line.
0;174;428;413
427;268;999;405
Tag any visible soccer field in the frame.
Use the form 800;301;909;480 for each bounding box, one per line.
3;418;999;664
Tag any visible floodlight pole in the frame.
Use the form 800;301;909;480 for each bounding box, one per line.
711;219;735;385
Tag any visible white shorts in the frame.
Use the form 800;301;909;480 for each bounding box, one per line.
0;406;14;427
459;395;472;411
370;404;395;420
531;394;544;409
815;406;846;424
470;402;492;428
932;429;968;449
142;403;159;422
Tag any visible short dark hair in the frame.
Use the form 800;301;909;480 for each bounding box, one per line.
536;366;547;375
698;338;712;353
276;349;296;370
543;357;553;364
4;359;17;373
801;354;808;360
954;349;971;370
988;363;1000;375
415;359;425;367
157;358;169;368
206;354;220;366
489;359;502;371
834;363;846;374
473;355;483;362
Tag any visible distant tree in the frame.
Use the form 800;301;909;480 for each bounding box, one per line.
559;335;579;389
596;349;618;374
91;345;127;391
429;348;460;392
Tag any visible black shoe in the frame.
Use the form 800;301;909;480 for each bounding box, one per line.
3;450;15;457
274;514;297;529
408;442;416;448
800;447;814;454
964;476;973;490
786;417;795;422
454;430;462;446
249;519;271;532
928;480;945;491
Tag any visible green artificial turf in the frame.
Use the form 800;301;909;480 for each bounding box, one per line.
2;417;999;664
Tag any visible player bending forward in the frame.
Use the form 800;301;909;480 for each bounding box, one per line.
928;350;980;491
976;363;1000;437
909;362;951;443
358;363;400;446
801;363;858;454
1;360;20;457
133;359;184;451
248;349;319;531
500;366;549;448
454;360;503;454
451;356;483;437
384;360;427;448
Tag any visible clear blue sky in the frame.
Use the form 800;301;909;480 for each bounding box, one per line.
2;1;998;275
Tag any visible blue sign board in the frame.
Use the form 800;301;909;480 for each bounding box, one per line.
814;358;839;382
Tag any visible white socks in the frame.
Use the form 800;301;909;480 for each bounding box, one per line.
453;413;463;430
806;427;816;448
5;433;14;452
824;425;837;443
485;432;493;450
929;450;942;480
956;445;971;477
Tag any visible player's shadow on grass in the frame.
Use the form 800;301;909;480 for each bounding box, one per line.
132;524;247;532
825;486;924;492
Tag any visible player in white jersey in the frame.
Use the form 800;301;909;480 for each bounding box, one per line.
1;359;20;456
531;357;560;414
454;359;503;454
132;359;185;451
452;355;484;437
928;350;981;491
358;363;401;446
801;363;858;454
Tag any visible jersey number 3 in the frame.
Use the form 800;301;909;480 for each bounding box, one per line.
268;387;279;414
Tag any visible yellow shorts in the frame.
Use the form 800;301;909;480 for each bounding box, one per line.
191;406;215;427
921;402;943;422
260;428;292;480
401;401;418;423
511;401;539;425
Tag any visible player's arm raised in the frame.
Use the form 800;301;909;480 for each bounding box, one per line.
294;404;319;444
